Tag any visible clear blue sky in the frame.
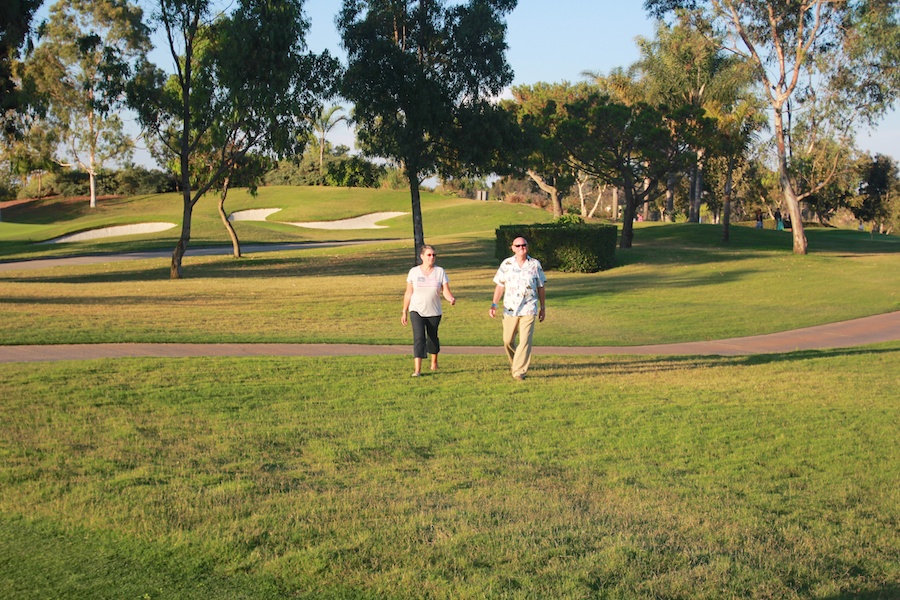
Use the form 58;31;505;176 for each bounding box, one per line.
305;0;656;87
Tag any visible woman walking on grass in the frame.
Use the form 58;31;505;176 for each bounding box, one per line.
401;244;456;377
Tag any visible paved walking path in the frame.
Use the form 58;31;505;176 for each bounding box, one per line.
2;312;897;363
3;245;898;362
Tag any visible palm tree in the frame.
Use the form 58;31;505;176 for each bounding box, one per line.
309;105;348;183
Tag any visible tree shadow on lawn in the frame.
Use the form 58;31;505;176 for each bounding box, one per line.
1;194;157;225
621;223;899;264
539;346;899;378
549;266;764;303
0;240;500;284
821;586;900;600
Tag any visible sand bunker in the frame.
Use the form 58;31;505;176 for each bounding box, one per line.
228;208;282;221
42;210;408;244
229;208;408;229
44;222;177;244
287;211;408;230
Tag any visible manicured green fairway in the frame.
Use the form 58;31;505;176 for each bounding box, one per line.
1;350;898;599
1;188;899;598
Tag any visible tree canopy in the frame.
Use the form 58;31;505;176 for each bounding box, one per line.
26;0;151;208
1;0;42;137
132;0;338;278
645;0;900;253
338;0;517;258
558;93;701;248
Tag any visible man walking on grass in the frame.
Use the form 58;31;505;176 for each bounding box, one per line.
489;236;546;381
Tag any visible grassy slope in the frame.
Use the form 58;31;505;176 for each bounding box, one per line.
0;187;552;259
0;190;897;345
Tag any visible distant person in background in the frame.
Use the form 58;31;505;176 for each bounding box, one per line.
401;244;455;377
775;209;784;231
489;237;546;381
755;210;764;228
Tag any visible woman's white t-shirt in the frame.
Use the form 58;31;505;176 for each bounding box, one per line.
406;266;448;317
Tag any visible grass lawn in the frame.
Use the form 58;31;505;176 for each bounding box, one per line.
1;350;898;599
1;187;899;598
1;220;898;346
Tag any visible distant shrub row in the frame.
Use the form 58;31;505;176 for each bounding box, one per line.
14;167;178;200
495;218;617;272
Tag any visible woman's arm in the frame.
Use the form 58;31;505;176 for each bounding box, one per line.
442;283;456;305
401;282;413;325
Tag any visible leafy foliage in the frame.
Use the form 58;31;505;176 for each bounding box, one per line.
644;0;900;254
853;153;899;233
0;0;43;136
25;0;151;207
131;0;338;277
557;93;703;248
338;0;518;253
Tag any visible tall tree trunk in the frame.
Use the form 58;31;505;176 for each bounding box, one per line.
172;133;192;279
527;169;562;218
172;199;191;279
722;156;734;242
688;163;698;222
89;171;97;209
587;183;606;219
689;148;705;222
172;60;194;280
218;175;241;258
611;187;619;221
665;173;676;222
319;135;325;184
407;166;424;264
619;188;638;249
577;178;588;217
773;109;808;254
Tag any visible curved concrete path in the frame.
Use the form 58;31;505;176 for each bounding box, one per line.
1;312;897;363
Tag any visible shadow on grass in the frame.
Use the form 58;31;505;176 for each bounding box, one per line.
550;266;764;302
2;195;111;225
540;347;899;377
0;240;501;284
617;223;899;267
822;587;900;600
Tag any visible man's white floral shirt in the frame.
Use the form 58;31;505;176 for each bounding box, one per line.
493;256;546;316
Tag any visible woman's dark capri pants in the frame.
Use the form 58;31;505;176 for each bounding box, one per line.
409;312;442;358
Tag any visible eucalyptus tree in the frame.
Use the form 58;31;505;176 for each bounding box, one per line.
633;16;749;222
645;0;900;254
338;0;518;259
853;153;899;234
132;0;338;278
26;0;151;208
1;0;42;137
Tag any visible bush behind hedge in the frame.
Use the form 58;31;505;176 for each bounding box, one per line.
495;222;617;272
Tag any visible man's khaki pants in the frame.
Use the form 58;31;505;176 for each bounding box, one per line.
502;314;536;378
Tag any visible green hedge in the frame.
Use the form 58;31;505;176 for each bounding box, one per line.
495;222;617;272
